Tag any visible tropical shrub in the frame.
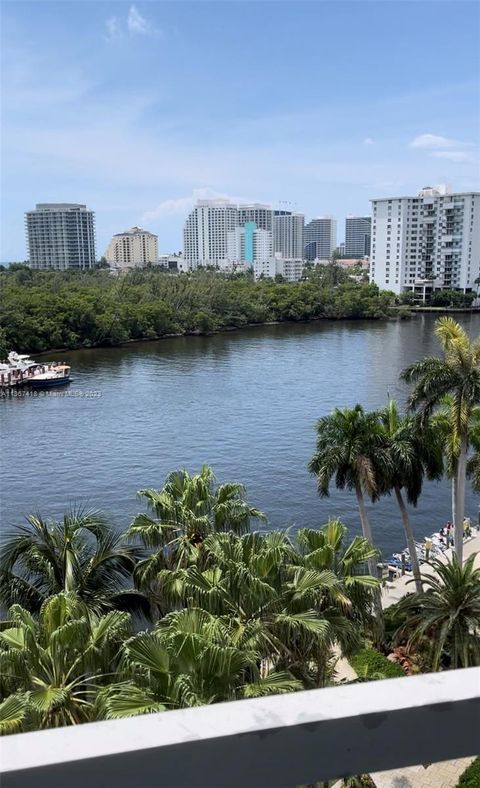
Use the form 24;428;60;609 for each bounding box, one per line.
456;757;480;787
395;555;480;670
350;648;405;680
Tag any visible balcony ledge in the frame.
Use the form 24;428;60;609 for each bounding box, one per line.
1;668;479;788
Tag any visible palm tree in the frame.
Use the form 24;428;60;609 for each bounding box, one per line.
395;554;480;670
401;317;480;562
466;407;480;492
308;405;389;589
96;607;302;720
0;509;147;615
378;400;444;592
128;466;266;615
0;593;131;733
153;525;379;688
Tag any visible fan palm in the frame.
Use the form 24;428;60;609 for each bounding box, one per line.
401;317;480;561
395;554;480;670
0;593;131;733
129;466;266;615
297;519;380;628
308;405;390;604
96;606;302;719
378;400;444;592
150;526;378;688
0;508;147;615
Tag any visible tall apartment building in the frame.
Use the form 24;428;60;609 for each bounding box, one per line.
227;223;273;264
344;216;371;258
183;200;238;267
105;227;158;268
26;203;96;269
370;186;480;296
273;211;305;259
304;217;337;261
238;204;273;232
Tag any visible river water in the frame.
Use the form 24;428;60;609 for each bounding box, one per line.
2;314;479;557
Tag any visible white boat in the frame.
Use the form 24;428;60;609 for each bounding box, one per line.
30;365;72;389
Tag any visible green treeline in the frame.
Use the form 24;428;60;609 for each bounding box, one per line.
0;265;395;354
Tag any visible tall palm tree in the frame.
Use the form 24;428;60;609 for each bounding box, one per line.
401;317;480;561
308;405;390;590
378;400;444;592
0;509;147;615
0;593;131;733
432;397;480;530
466;406;480;492
128;466;266;615
395;554;480;670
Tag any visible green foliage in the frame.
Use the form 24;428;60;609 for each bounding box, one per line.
395;555;480;670
0;508;147;616
456;757;480;787
0;465;383;734
350;648;405;680
0;267;395;353
429;290;475;308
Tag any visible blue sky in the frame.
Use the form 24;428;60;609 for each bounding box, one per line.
1;1;479;260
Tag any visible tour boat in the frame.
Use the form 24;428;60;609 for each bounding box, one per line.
30;365;72;389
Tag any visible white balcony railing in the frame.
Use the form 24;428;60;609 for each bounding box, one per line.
1;668;479;788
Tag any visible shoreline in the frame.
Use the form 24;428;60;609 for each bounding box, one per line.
24;308;480;359
24;313;407;358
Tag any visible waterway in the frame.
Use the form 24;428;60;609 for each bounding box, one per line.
2;314;479;556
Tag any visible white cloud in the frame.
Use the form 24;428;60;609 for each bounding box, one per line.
127;5;161;37
410;133;459;149
142;188;249;223
104;6;162;42
431;150;474;163
363;137;374;145
105;16;122;43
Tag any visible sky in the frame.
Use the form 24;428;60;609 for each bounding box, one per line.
1;0;479;260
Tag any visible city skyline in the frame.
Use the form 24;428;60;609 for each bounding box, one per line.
2;1;479;260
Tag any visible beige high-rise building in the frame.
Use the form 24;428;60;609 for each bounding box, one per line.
105;227;158;268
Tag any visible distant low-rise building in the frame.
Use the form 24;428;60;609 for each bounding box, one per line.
105;227;158;269
253;255;305;282
157;253;185;271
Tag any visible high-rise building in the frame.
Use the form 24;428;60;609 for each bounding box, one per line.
303;217;337;261
238;204;273;233
370;186;480;296
344;217;371;258
273;211;305;259
227;223;273;264
26;203;96;270
183;200;238;267
105;227;158;268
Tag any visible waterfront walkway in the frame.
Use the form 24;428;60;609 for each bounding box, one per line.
370;756;475;788
381;530;480;608
333;532;480;788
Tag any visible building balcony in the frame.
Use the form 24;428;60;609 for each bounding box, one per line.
1;668;478;788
